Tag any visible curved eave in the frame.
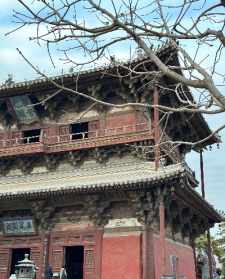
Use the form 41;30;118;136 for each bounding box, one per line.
192;113;219;150
0;162;220;224
165;53;219;149
0;170;184;201
177;184;222;223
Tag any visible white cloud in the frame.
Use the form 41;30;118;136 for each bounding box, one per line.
0;0;20;10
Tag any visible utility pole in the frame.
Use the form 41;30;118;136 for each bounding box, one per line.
200;150;213;279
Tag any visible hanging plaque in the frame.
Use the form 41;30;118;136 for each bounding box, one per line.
9;95;39;124
2;217;36;236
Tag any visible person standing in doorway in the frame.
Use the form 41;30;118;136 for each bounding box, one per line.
45;265;53;279
59;266;67;279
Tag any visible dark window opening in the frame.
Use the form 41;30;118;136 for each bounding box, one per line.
70;122;88;140
29;95;45;115
23;129;41;143
0;101;8;113
65;246;84;279
10;248;30;275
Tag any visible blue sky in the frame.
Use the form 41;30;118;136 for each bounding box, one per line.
1;1;224;233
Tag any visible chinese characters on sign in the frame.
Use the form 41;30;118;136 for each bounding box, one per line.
9;95;39;124
3;218;35;235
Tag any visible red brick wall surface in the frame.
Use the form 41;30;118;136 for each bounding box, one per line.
154;236;196;279
101;234;142;279
106;112;136;128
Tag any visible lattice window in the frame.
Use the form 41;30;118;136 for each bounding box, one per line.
84;249;95;273
59;125;70;142
59;125;70;135
0;248;10;279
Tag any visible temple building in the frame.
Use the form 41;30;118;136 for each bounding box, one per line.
0;44;222;279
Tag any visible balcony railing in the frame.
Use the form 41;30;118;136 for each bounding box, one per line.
52;122;150;143
0;135;41;147
0;122;152;157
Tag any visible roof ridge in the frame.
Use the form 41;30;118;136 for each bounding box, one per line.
0;42;176;91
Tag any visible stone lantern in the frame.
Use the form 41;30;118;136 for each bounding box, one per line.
15;254;37;279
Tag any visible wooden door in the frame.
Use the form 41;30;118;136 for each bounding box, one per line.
0;236;44;279
49;230;101;279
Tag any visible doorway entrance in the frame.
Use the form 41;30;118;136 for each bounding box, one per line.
10;248;30;275
65;246;84;279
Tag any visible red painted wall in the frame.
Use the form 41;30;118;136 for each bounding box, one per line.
106;112;136;128
101;234;142;279
154;235;196;279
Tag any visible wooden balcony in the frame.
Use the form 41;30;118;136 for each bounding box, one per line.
0;122;153;158
0;135;45;157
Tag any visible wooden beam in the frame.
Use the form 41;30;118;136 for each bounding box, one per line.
153;87;160;170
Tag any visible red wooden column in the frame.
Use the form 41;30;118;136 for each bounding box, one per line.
159;200;166;278
42;233;50;279
153;87;160;170
95;229;103;279
142;226;155;279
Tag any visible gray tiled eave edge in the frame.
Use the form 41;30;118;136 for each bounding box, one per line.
0;167;185;200
0;163;221;222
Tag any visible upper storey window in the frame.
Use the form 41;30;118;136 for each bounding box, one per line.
70;122;88;140
23;129;41;143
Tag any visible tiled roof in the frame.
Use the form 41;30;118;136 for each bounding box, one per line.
0;43;175;92
0;67;105;92
0;160;188;199
0;158;221;221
